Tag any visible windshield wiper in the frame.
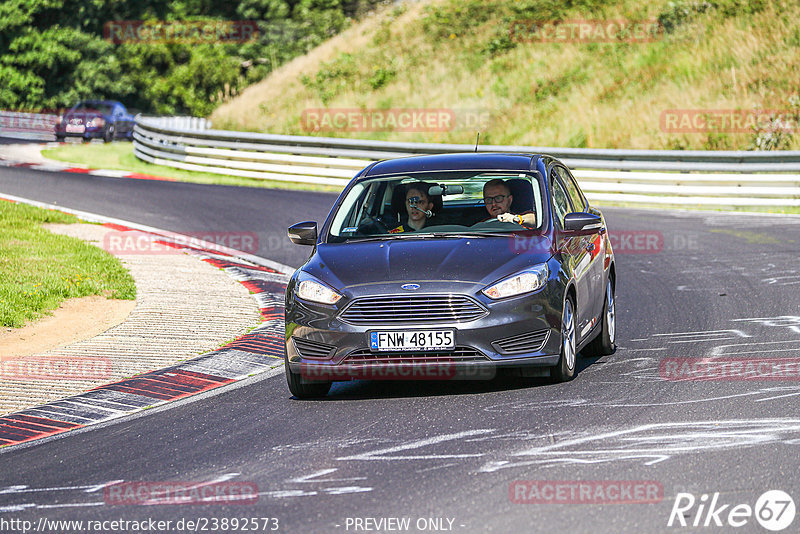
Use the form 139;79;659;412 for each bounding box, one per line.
343;234;422;243
428;232;512;238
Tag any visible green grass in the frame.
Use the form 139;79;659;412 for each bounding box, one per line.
41;142;344;193
0;201;136;328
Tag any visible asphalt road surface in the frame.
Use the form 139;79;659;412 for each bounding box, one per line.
2;164;800;533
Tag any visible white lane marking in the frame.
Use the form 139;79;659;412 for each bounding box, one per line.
87;169;131;178
337;429;494;461
84;480;124;493
756;392;800;402
290;468;366;483
652;329;751;342
0;484;109;495
478;419;800;472
324;486;373;495
259;489;317;498
0;504;36;513
732;316;800;334
36;502;105;509
710;339;800;356
761;275;800;286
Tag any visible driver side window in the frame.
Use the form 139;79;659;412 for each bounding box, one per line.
550;170;572;228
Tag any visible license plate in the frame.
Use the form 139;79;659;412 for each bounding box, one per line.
369;330;455;352
66;124;85;133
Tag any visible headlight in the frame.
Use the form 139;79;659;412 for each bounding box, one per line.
482;264;549;299
296;278;343;305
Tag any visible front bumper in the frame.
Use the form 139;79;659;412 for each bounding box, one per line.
55;126;105;139
285;281;563;381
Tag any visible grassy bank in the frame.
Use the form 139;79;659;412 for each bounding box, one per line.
41;142;344;193
0;202;136;328
211;0;800;151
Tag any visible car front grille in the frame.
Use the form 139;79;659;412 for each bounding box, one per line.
339;295;487;325
343;347;487;365
292;337;336;359
491;330;550;355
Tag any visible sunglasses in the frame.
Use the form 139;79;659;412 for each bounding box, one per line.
483;194;509;204
407;196;427;204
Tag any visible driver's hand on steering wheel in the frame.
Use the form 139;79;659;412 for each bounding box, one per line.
497;213;520;224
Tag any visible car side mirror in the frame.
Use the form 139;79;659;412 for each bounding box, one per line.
563;212;602;234
288;221;317;245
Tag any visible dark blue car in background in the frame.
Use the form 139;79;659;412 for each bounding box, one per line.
55;100;135;142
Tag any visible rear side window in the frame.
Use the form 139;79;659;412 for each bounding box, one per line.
549;170;572;228
556;166;586;211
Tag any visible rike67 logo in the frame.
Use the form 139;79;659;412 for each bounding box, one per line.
668;490;795;531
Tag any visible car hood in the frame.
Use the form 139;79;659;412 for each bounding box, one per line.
304;235;554;291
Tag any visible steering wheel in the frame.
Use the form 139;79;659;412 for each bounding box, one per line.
356;215;392;235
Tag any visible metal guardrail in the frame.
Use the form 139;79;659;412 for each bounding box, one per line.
129;115;800;206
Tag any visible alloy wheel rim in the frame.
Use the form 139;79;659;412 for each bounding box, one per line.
606;282;616;344
563;301;575;371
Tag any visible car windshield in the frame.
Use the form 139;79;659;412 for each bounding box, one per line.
73;102;114;114
328;171;546;242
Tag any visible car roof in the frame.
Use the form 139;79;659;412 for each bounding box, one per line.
364;153;543;177
77;100;122;106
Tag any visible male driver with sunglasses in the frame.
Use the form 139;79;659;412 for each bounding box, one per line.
482;179;536;227
390;184;434;233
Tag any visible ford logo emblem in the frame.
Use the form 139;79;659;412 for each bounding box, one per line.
401;283;420;291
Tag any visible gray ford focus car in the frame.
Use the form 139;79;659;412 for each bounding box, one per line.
284;153;616;398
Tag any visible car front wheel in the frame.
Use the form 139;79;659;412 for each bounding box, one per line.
285;358;332;399
551;296;576;382
103;125;115;143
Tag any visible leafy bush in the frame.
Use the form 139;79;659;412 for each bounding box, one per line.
0;0;384;115
301;53;359;104
658;0;767;33
421;0;496;39
368;62;397;90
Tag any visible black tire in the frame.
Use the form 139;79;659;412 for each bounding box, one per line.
103;125;115;143
285;357;332;399
551;296;576;382
583;278;616;357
